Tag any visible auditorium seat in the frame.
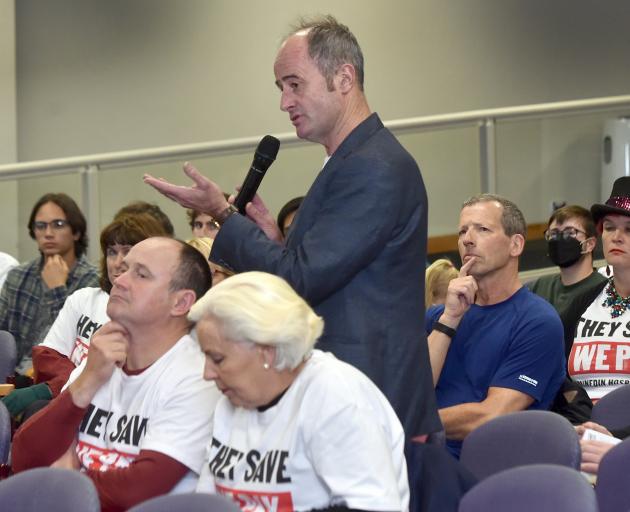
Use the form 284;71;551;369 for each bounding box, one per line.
594;437;630;512
128;492;240;512
0;331;16;383
0;467;99;511
0;401;9;465
459;410;580;481
458;464;597;512
591;384;630;431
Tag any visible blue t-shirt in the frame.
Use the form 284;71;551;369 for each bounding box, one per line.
426;286;566;457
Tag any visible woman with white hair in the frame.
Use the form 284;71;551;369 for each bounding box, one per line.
189;271;409;512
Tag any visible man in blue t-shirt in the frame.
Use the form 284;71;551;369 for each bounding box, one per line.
427;194;566;458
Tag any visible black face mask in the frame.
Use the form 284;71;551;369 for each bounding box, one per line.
547;237;584;268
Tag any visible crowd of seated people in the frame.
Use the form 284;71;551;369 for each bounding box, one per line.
3;12;630;512
2;168;630;512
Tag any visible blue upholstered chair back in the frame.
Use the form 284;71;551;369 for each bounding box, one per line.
459;410;580;481
128;492;241;512
459;464;597;512
595;437;630;512
0;467;99;511
0;330;16;383
591;384;630;431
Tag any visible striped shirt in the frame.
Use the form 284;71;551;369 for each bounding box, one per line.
0;255;99;370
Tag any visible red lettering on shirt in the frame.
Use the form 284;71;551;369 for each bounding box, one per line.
216;483;294;512
569;341;630;375
76;439;137;471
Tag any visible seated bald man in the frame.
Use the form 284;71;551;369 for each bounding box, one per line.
12;237;221;512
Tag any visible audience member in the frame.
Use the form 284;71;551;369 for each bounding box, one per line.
529;205;605;316
12;237;220;512
186;194;230;239
190;271;409;511
562;177;630;402
115;200;175;236
576;421;629;475
186;237;234;286
277;196;304;237
187;210;220;239
145;15;440;439
0;193;99;375
1;213;170;419
0;251;18;288
425;258;458;308
426;193;565;457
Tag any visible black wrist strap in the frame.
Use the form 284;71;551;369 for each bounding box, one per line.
433;321;456;338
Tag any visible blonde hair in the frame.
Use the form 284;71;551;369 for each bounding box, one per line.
186;237;234;284
189;272;324;370
186;237;214;260
425;259;458;307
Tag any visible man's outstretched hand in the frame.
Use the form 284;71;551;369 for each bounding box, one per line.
143;162;228;216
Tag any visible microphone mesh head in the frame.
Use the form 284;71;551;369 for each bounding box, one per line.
257;135;280;161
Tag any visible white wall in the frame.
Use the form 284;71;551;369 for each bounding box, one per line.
0;0;18;259
10;0;630;260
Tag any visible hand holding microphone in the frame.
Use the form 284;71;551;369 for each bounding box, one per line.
233;135;280;214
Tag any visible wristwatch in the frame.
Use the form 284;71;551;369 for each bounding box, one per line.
214;204;239;226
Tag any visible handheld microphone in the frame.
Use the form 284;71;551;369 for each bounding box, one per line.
233;135;280;214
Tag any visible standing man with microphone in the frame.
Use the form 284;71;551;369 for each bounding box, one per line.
145;15;440;439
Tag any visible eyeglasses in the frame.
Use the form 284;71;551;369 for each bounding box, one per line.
33;219;70;232
193;219;220;232
543;227;587;241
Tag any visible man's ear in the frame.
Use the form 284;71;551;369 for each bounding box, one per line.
171;289;197;317
336;63;356;93
510;233;525;257
583;236;597;254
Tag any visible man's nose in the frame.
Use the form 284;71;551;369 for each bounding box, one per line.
462;231;474;245
112;270;128;289
280;89;293;112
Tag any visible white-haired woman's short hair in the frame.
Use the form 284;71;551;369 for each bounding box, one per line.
188;271;324;370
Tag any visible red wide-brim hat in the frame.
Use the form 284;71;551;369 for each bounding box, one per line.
592;176;630;225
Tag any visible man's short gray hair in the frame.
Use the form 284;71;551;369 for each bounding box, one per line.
462;193;527;239
188;272;324;370
288;14;364;92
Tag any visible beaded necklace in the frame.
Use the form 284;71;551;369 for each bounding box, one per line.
602;277;630;318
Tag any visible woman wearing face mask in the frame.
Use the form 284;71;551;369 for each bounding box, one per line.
561;177;630;403
529;205;605;318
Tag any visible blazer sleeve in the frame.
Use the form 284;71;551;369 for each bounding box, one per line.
212;152;410;306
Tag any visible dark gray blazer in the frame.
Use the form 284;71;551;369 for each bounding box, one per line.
212;113;441;437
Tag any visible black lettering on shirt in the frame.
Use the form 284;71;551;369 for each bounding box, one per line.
581;319;598;338
609;322;622;337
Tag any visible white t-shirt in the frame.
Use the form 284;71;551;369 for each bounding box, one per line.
0;252;18;289
40;287;109;365
197;350;409;511
568;287;630;400
65;334;220;492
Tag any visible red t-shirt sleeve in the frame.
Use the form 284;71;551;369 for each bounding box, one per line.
12;390;191;512
12;390;86;471
32;346;77;396
87;450;189;512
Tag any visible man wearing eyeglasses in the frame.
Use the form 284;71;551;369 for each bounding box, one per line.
529;205;606;317
0;193;99;380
